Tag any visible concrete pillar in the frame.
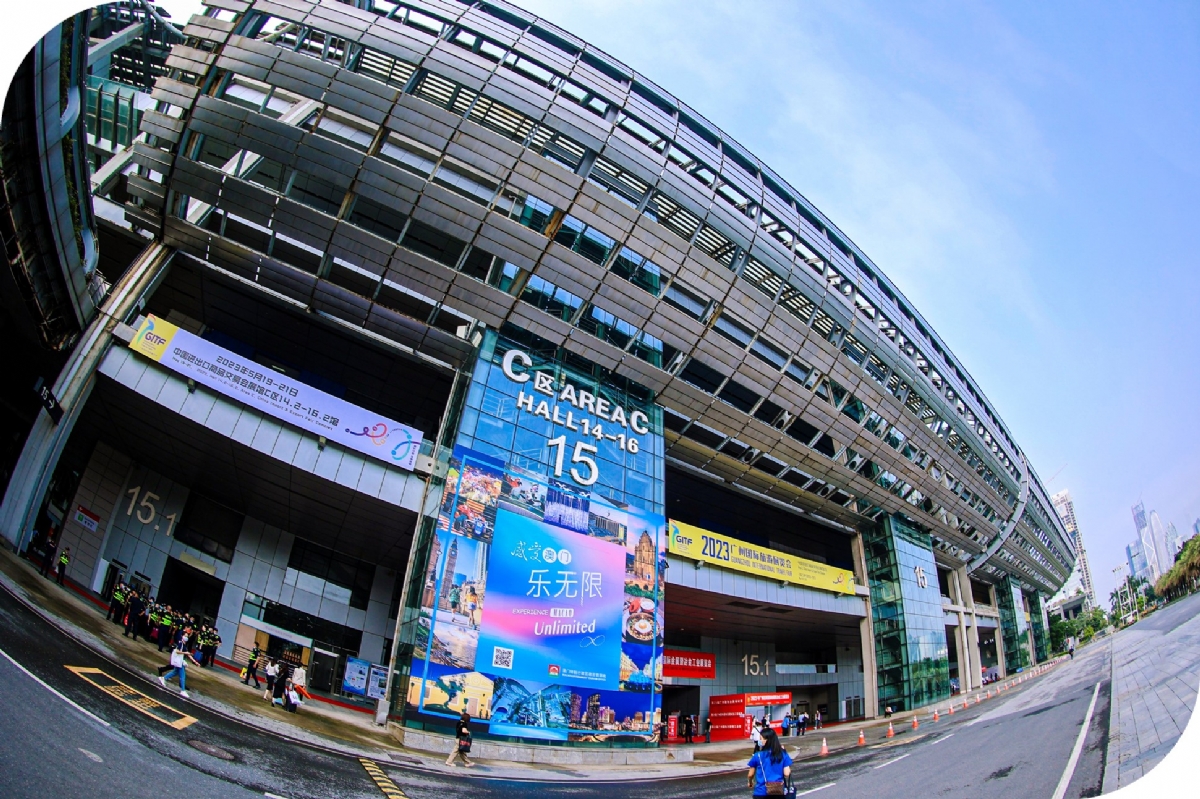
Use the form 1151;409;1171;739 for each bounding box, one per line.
954;566;982;691
851;532;878;719
0;243;173;551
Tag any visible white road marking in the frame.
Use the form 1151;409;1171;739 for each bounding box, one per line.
78;748;103;762
0;646;110;728
1050;682;1101;799
927;733;954;746
264;793;289;799
873;753;911;769
797;783;837;796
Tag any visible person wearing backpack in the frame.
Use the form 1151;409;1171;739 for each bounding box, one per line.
747;726;792;796
445;710;475;767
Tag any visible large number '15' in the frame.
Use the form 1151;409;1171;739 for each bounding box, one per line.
547;435;599;486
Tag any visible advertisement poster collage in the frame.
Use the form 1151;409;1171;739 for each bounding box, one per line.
409;444;668;741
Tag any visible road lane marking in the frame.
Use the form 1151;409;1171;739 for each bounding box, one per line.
1050;682;1101;799
66;666;197;730
873;753;911;769
264;793;289;799
797;783;836;795
927;733;954;746
78;748;103;762
360;757;409;798
0;646;110;728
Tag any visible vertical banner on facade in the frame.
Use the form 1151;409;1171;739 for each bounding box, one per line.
406;331;667;742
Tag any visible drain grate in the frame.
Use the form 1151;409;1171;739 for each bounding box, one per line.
188;740;235;761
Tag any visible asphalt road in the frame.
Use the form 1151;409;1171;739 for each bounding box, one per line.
0;579;1117;799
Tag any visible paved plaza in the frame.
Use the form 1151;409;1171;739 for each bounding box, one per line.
1103;591;1200;790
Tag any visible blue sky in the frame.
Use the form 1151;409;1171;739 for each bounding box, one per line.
12;1;1199;606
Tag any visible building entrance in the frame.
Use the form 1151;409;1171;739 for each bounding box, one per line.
662;685;701;722
158;557;225;622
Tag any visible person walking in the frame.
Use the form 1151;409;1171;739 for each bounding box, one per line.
243;643;262;688
264;658;280;701
783;712;792;738
747;727;792;797
750;719;764;753
704;715;712;744
55;547;71;586
683;713;694;744
814;709;822;730
445;711;475;767
798;710;808;736
158;634;200;698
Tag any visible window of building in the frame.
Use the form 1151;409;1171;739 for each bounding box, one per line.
400;219;465;266
287;171;345;216
174;493;243;564
716;379;759;413
519;274;582;322
712;313;753;348
554;215;617;265
286;538;375;610
609;247;663;296
662;281;709;319
348;194;408;241
579;304;637;349
677;358;725;394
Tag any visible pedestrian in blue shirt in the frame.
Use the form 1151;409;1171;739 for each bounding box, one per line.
747;727;792;796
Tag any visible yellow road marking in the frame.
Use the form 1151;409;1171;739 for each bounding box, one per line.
66;666;198;730
360;758;408;799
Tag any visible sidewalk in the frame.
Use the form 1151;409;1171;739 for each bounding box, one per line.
0;544;1058;781
1103;593;1200;791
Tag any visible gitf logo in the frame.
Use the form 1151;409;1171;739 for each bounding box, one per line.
547;664;561;677
131;315;178;362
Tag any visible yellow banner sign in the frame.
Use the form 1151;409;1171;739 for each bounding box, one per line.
668;520;857;595
129;314;180;361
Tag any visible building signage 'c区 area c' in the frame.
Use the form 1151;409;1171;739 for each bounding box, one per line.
128;315;423;470
668;520;857;595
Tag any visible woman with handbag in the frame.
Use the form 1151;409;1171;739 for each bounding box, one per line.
747;727;792;797
445;711;475;767
158;634;201;699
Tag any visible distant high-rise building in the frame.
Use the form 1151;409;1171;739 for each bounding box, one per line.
1132;501;1162;582
1126;539;1150;584
1051;490;1096;608
1149;511;1173;576
1165;522;1183;562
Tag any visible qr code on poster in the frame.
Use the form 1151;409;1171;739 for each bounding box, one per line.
491;646;514;670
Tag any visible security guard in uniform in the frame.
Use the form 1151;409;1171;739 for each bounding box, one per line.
56;547;70;585
107;581;127;622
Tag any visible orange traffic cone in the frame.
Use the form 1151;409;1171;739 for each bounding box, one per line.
933;709;939;722
987;690;992;699
858;730;866;746
948;703;955;715
820;738;829;756
975;694;981;704
911;715;919;730
963;700;969;710
886;722;895;738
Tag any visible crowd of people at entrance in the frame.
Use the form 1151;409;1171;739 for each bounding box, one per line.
106;579;223;664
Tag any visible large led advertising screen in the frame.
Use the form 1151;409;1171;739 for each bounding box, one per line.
406;330;667;742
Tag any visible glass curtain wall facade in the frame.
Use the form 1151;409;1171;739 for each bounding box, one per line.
864;515;950;712
997;576;1032;671
1029;591;1049;662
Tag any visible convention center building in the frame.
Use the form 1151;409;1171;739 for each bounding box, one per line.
0;0;1073;744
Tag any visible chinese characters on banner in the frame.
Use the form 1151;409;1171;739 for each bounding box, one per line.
128;315;423;470
661;648;716;679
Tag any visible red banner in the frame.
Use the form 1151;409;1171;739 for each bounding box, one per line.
662;648;716;679
745;691;792;706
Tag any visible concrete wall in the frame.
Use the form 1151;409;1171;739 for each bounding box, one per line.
57;441;133;591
